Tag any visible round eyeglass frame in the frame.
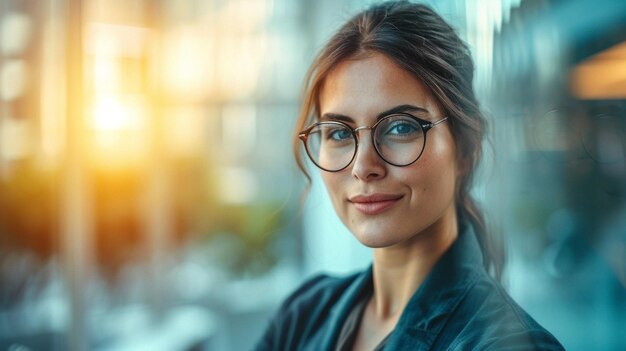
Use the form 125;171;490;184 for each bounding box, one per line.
298;113;449;172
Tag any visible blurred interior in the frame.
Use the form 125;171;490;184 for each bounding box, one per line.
0;0;624;350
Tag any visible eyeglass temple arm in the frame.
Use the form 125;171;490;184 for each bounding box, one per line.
425;116;448;130
431;117;448;126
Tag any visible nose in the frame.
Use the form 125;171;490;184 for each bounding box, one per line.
351;128;386;181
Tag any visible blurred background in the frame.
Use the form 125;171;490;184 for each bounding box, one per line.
0;0;624;350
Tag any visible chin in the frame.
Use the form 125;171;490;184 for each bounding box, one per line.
342;214;402;247
351;226;404;248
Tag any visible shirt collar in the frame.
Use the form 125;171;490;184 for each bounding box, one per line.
319;222;487;350
317;266;373;350
387;222;486;349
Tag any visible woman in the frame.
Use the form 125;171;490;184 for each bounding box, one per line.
255;1;564;350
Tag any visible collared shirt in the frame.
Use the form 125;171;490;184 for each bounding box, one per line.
334;288;389;351
254;224;565;350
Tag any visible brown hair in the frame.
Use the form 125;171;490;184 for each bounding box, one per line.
293;1;504;279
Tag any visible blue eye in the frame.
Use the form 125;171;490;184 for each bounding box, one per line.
386;121;418;136
328;127;352;141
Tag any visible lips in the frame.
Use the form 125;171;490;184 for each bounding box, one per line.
348;193;404;215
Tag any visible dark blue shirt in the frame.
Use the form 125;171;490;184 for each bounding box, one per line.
254;225;564;350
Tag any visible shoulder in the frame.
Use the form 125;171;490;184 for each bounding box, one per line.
253;271;363;351
447;275;564;350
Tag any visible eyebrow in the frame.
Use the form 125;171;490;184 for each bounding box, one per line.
320;104;429;123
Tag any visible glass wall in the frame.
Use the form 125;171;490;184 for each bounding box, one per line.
0;0;623;350
488;1;626;349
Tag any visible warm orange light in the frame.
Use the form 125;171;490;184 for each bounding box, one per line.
571;41;626;99
162;28;214;100
85;21;152;168
91;95;146;131
89;94;149;169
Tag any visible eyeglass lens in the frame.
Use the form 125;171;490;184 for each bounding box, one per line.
305;114;426;171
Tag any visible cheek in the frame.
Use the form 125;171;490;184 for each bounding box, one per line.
402;145;458;197
320;172;344;204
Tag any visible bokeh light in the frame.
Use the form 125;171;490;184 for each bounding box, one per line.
0;0;624;350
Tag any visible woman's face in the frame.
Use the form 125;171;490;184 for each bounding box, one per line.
318;53;460;248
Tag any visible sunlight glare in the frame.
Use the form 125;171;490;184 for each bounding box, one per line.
92;95;146;131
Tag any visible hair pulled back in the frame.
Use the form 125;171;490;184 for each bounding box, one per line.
294;1;504;279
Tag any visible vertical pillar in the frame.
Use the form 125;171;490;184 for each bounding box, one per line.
145;0;171;314
0;0;6;177
61;0;92;349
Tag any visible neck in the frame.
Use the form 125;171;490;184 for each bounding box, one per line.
370;207;459;320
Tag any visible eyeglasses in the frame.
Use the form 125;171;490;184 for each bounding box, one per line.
298;113;448;172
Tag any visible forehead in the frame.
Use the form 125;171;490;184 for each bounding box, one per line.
319;53;440;120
